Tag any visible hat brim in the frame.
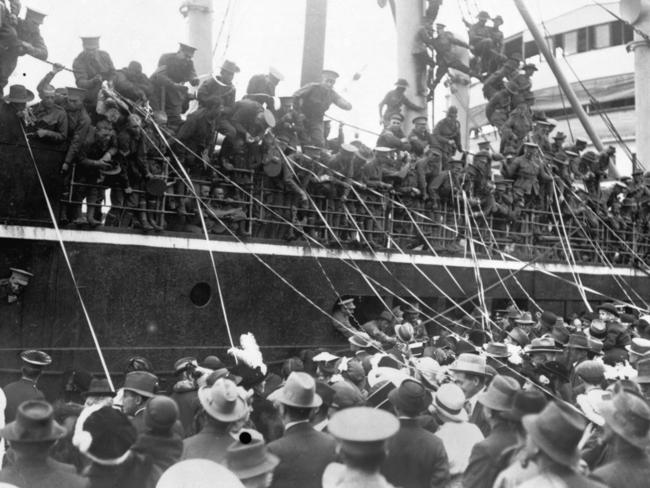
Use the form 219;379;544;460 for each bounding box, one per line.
599;401;650;449
277;390;322;409
230;452;280;479
198;386;249;422
522;414;580;468
123;387;155;399
449;364;485;376
4;92;35;103
0;420;66;443
433;398;468;423
477;390;512;413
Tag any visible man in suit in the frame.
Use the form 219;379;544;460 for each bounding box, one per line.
267;372;337;488
449;353;490;436
4;349;51;423
381;378;450;488
463;375;521;488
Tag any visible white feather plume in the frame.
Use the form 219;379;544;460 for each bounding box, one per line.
228;333;267;375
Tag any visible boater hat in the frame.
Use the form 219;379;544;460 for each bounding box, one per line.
20;350;51;367
483;342;510;358
433;383;468;422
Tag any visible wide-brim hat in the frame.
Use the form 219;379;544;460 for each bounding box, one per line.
366;367;409;389
449;353;486;375
348;332;378;350
515;312;535;325
483;342;511;358
4;85;35;103
510;390;547;421
0;400;66;443
507;327;530;347
221;60;241;73
522;401;585;468
277;372;322;408
20;350;51;367
567;334;590;350
122;371;158;398
100;164;122;176
227;438;279;480
523;336;560;354
433;383;468;422
178;42;197;53
599;386;650;449
198;378;248;422
82;378;115;398
576;389;609;426
388;378;432;416
477;375;519;413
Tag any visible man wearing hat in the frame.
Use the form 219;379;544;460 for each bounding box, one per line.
82;376;116;407
468;11;494;74
30;71;68;144
170;357;201;436
0;400;86;487
449;353;490;436
292;69;352;147
226;438;279;488
150;43;199;130
198;59;240;115
0;82;35;143
506;141;553;209
121;370;159;434
267;372;337;488
376;112;409;151
550;131;567;155
245;66;283;111
598;303;631;365
430;23;477;93
331;296;359;339
408;115;433;156
431;105;462;165
72;36;115;114
0;267;33;305
378;78;424;127
412;19;436;96
322;407;399;488
4;350;51;423
485;84;513;130
381;378;449;488
463;375;521;488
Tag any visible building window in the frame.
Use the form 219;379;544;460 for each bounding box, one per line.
524;40;539;58
591;23;611;49
564;30;578;54
624;24;634;43
577;28;588;52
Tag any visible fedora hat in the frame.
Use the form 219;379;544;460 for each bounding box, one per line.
82;378;115;398
198;378;248;422
540;310;557;327
522;401;585;468
122;371;158;398
483;342;510;358
567;334;590;350
600;384;650;449
388;378;432;416
477;375;519;413
277;372;322;408
0;400;65;443
635;357;650;383
394;322;414;342
227;438;279;480
450;353;486;375
523;337;559;355
433;383;468;422
4;84;35;103
507;327;530;347
515;311;535;325
510;390;547;421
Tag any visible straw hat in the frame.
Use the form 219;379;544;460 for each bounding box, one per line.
433;383;468;422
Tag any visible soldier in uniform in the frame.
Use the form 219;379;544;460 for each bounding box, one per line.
431;23;477;93
292;69;352;147
28;81;68;145
550;131;566;155
531;120;553;155
4;349;51;422
378;78;424;126
332;297;359;339
485;83;514;130
465;150;492;198
415;148;443;206
412;19;436;96
500;99;533;152
113;61;154;103
432;105;462;166
0;7;47;95
431;157;464;209
510;63;537;97
149;43;199;132
376;113;409;151
72;36;115;116
408;115;432;157
506;141;553;209
468;11;494;75
0;267;33;305
246;66;284;110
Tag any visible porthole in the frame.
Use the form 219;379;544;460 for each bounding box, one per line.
190;282;212;307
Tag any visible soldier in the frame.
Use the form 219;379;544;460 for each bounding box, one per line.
465;150;492;198
292;69;352;147
415;147;443;205
378;78;424;126
150;43;199;131
0;267;33;305
332;297;358;339
506;142;553;209
485;83;514;130
431;23;477;93
500;99;533;151
72;36;115;116
565;137;587;155
408;115;432;157
221;99;274;170
198;58;239;110
246;66;284;110
468;11;494;75
431;105;462;166
28;82;68;145
531;120;552;155
4;350;51;422
376;113;409;151
550;131;566;155
482;54;520;100
0;7;47;95
627;167;650;202
114;61;154;103
510;63;537;96
175;97;221;178
431;158;464;208
412;19;436;96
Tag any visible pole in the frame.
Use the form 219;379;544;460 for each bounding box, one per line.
300;0;328;86
513;0;618;177
621;0;650;171
180;0;214;79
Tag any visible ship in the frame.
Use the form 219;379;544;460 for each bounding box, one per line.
1;0;649;396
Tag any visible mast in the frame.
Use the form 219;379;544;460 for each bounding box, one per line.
301;0;328;85
513;0;619;178
180;0;214;78
621;0;650;171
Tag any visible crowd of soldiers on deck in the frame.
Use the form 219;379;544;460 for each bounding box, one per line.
1;300;650;487
1;5;650;258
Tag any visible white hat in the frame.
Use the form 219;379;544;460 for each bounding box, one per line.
433;383;468;422
269;66;284;81
313;352;340;362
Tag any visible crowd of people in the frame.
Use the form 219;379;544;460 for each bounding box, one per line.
1;301;650;487
0;4;649;259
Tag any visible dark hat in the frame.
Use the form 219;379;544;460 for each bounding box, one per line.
567;334;590;350
600;384;650;449
510;390;547;421
394;78;409;88
523;401;585;468
322;69;339;79
575;360;605;385
477;10;491;19
331;381;365;409
632;167;645;175
277;372;322;408
446;105;458;114
198;378;248;422
179;42;197;53
540;310;557;327
507;327;530;347
477;140;491;148
201;355;224;370
226;438;279;480
388;378;432;416
455;339;478;355
589;319;607;340
315;381;336;407
0;400;65;443
553;131;567;140
483;342;510;358
25;7;47;24
221;60;240;73
523;63;538;71
412;115;428;124
515;311;535;325
126;355;153;372
508;52;523;62
174;356;198;374
477;375;520;413
73;405;136;465
523;337;560;355
636;357;650;383
66;87;87;100
551;323;570;347
620;313;636;326
81;378;115;398
122;371;158;398
328;406;399;455
588;337;604;355
581;151;598;163
144;395;179;433
20;350;52;367
81;36;100;49
597;303;619;317
4;85;35;103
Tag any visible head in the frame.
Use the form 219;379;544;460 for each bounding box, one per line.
21;364;42;381
81;37;100;54
451;371;484;398
337;298;356;316
95;119;114;142
121;390;147;416
321;70;339;88
568;346;588;364
446;106;458;121
211;186;226;200
220;67;235;84
413;117;427;134
66;91;84;111
177;44;196;61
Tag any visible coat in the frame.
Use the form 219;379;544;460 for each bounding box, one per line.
72;50;115;104
83;455;151;488
590;448;650;488
181;424;235;464
381;418;450;488
4;377;45;422
170;383;200;437
131;432;183;488
267;421;337;488
0;457;87;488
323;463;396;488
518;469;607;488
462;421;518;488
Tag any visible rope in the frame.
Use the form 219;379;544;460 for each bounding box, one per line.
591;0;650;43
19;124;115;392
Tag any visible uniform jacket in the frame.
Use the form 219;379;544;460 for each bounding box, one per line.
197;76;236;110
4;377;45;422
64;106;92;165
31;102;68;143
381;418;450;488
267;421;337;488
293;82;350;121
16;18;47;59
246;73;275;108
380;89;421;123
432;116;462;153
72;50;115;103
590;446;650;488
462;421;518;488
150;53;196;86
507;155;552;196
114;68;154;102
0;457;86;488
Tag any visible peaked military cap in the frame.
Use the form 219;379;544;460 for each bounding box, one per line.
25;8;47;24
179;42;197;53
322;69;339;79
412;115;427;124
